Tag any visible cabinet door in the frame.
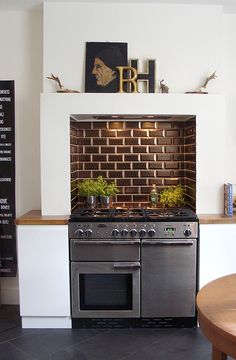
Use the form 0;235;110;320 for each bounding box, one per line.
17;225;70;316
199;224;236;289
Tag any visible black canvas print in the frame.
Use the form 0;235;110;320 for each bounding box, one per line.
85;42;128;93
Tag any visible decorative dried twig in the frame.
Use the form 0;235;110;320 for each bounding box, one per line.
160;79;169;93
186;71;217;94
47;73;80;93
201;71;217;89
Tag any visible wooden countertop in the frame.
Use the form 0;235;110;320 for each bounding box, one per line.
197;274;236;359
15;210;69;225
15;210;236;225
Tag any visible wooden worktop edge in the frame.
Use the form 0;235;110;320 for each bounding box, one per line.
15;210;236;225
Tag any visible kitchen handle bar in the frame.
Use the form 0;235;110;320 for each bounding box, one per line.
113;262;141;269
142;240;194;246
72;240;140;245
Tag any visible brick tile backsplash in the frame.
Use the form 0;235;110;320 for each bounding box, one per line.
70;118;196;209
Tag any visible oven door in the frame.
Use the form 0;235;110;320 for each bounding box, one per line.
71;261;140;318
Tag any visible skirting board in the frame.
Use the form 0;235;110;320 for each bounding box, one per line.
21;317;72;329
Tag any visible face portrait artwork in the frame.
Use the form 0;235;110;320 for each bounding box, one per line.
85;42;128;93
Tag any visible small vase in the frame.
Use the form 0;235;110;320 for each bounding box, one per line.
85;196;96;209
100;196;113;209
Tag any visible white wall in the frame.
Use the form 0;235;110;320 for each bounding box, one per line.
43;3;223;94
0;9;43;304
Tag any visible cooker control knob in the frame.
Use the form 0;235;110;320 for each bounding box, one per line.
148;228;156;237
112;229;119;237
184;229;192;237
75;229;84;237
130;229;138;237
139;229;147;237
121;229;128;237
84;229;92;237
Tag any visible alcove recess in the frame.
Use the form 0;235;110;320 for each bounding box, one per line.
70;114;196;210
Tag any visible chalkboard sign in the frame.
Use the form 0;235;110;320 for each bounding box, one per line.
0;80;16;277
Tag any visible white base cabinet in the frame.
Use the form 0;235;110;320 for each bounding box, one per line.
199;224;236;289
17;225;71;328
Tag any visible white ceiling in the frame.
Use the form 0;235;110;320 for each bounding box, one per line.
1;0;236;12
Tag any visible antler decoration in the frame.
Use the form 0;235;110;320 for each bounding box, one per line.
160;79;169;93
47;73;80;93
201;71;217;90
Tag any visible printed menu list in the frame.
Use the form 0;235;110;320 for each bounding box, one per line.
0;81;16;277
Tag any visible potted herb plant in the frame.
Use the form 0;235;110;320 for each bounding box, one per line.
77;179;99;209
97;176;119;208
159;184;186;208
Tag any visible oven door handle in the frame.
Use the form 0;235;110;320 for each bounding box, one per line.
113;262;141;269
72;240;140;245
142;240;194;246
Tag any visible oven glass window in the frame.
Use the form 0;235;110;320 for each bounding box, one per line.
79;274;133;310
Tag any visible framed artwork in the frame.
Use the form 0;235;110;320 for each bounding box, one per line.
85;42;128;93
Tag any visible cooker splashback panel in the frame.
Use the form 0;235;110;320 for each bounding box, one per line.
70;118;196;210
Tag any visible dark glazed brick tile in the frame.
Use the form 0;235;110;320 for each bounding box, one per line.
140;170;155;177
133;130;148;137
117;146;131;153
149;146;163;153
133;179;147;186
125;138;140;145
92;154;107;162
133;162;147;170
133;195;149;202
108;122;124;130
78;171;91;178
76;122;91;129
149;179;163;186
125;171;139;178
173;170;185;177
109;155;123;162
117;130;132;137
101;130;117;137
149;162;163;169
141;187;152;194
117;179;131;186
85;130;100;137
93;171;107;178
117;195;132;202
125;121;140;129
140;154;155;161
158;122;172;129
173;138;184;145
133;146;147;153
165;162;179;169
141;138;156;145
84;163;99;170
109;138;124;145
149;130;164;137
173;154;185;161
125;187;139;194
157;138;172;145
101;146;115;154
93;138;108;145
165;146;180;153
157;170;172;177
79;155;91;161
77;138;91;145
164;178;180;186
125;155;139;161
108;171;123;178
93;121;108;129
101;163;115;170
84;146;99;154
141;121;156;129
116;163;131;170
157;154;171;161
166;129;180;137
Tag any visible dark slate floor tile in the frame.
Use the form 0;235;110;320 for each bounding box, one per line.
122;328;211;360
0;342;35;360
9;329;99;359
69;328;178;360
38;347;97;360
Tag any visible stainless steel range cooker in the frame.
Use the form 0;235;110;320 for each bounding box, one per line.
69;207;199;328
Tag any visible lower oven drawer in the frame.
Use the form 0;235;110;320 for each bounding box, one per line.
70;239;140;261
